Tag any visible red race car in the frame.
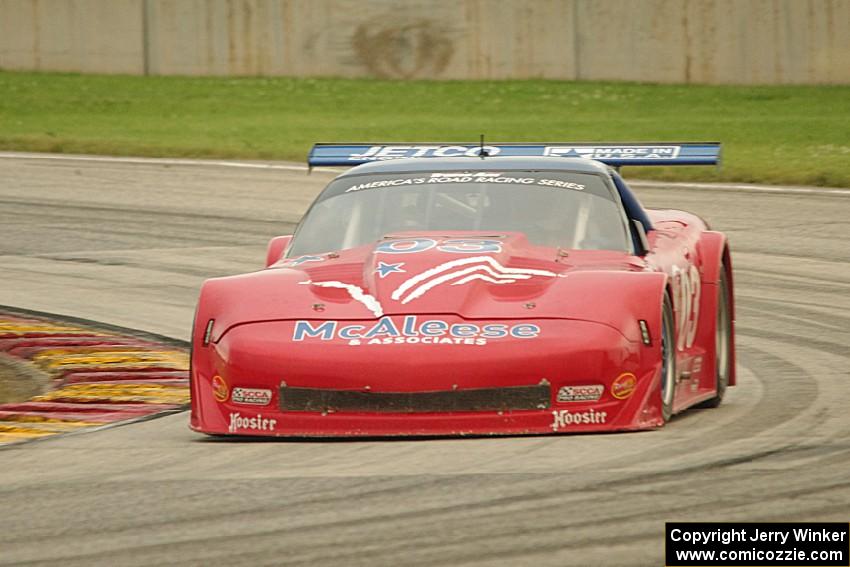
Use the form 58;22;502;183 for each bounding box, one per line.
190;143;735;437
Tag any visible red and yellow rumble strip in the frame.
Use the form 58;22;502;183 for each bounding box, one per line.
0;311;189;445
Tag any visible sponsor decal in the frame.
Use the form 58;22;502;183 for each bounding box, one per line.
345;178;427;192
231;387;272;406
557;384;604;403
551;409;608;431
292;315;541;346
349;145;502;161
344;175;585;193
228;412;277;433
426;173;535;185
535;178;586;191
212;375;229;402
611;372;637;400
430;172;500;178
342;145;682;163
543;146;681;160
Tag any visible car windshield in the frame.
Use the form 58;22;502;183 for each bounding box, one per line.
287;170;630;256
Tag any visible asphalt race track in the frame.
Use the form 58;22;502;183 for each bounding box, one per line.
1;154;849;566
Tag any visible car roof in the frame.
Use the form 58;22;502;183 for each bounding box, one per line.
334;156;612;178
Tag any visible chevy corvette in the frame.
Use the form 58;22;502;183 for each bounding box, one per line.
190;143;734;437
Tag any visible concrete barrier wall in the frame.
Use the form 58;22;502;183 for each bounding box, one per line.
1;0;848;84
0;0;145;74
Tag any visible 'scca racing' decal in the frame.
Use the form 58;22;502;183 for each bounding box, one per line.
231;387;272;406
557;384;604;402
292;315;541;346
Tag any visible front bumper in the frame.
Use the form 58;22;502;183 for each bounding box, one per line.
190;317;664;436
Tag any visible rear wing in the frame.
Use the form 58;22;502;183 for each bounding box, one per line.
308;142;721;169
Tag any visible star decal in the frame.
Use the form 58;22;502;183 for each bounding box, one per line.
375;262;406;278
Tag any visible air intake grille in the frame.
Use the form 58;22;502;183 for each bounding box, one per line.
279;382;550;413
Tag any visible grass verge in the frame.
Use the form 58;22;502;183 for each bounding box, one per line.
1;71;848;186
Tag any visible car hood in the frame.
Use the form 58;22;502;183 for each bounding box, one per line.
199;233;663;343
295;233;583;317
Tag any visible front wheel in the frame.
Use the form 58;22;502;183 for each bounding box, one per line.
660;293;677;422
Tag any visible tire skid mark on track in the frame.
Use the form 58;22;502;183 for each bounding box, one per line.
24;255;252;280
736;275;850;295
0;211;295;254
22;444;848;565
737;302;849;333
730;246;847;264
43;465;847;567
0;475;457;550
738;327;850;358
737;293;850;314
735;268;850;289
0;196;300;226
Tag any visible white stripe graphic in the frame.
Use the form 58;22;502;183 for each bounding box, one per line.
392;256;558;304
451;274;521;286
299;280;383;317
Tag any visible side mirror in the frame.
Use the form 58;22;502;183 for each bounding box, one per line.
632;220;651;256
265;235;293;267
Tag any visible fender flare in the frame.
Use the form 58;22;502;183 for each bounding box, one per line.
265;235;293;268
697;231;736;386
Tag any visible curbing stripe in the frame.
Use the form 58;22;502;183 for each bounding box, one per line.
0;306;190;447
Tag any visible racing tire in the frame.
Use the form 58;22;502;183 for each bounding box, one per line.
699;265;731;408
660;292;677;422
